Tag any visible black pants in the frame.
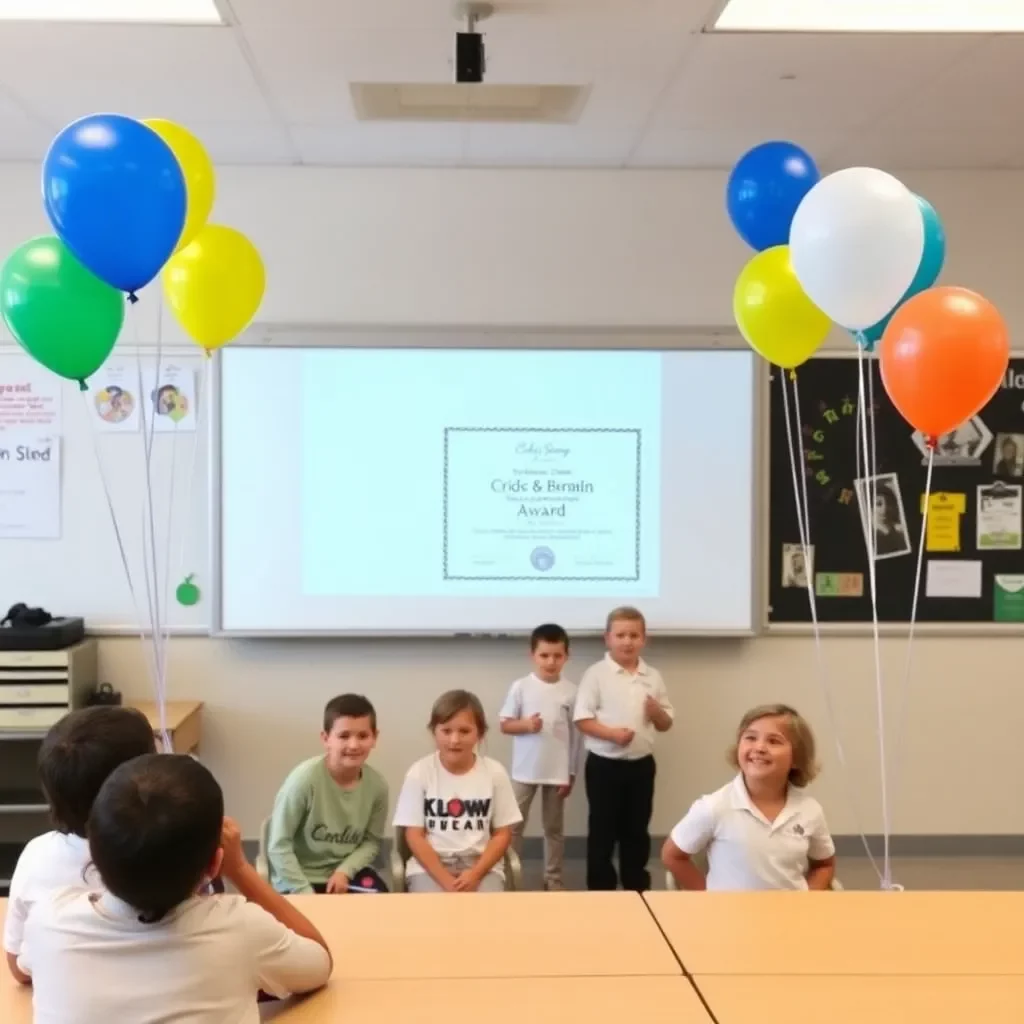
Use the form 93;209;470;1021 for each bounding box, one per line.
585;753;656;892
311;866;388;894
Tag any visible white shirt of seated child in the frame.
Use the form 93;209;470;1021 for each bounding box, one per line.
19;888;331;1024
392;753;522;878
670;774;835;891
2;831;97;957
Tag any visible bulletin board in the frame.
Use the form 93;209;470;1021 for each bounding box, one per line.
0;348;209;634
768;353;1024;626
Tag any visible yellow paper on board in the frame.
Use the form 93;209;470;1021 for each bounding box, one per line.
921;492;966;552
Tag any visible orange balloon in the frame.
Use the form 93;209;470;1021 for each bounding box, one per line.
879;286;1009;440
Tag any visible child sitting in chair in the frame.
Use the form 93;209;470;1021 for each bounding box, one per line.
268;694;389;894
393;690;521;892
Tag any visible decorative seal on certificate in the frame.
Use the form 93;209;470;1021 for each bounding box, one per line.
530;546;556;571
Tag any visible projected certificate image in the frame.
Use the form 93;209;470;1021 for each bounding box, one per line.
443;427;642;581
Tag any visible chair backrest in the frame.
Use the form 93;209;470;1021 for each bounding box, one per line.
394;824;412;862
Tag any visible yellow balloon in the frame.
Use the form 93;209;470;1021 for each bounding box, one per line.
143;118;215;251
733;245;831;369
162;225;265;352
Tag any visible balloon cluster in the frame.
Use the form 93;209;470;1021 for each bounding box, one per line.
0;114;266;388
727;142;1009;443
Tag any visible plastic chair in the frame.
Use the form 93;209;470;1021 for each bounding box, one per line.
390;825;522;892
256;816;271;882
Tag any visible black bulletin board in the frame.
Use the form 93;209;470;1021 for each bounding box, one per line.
768;355;1024;624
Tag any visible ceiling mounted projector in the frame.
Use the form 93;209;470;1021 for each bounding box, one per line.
454;1;492;83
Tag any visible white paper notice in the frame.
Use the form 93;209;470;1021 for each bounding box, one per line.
977;483;1022;550
0;433;61;539
925;560;982;599
91;360;141;433
0;358;62;433
142;362;196;433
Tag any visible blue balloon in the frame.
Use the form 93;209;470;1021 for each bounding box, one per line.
726;141;819;251
855;195;946;350
42;114;186;296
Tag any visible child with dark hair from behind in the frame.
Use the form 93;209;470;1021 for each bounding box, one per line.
18;754;332;1022
4;706;156;983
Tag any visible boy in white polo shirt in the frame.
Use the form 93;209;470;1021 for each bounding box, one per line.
18;754;332;1020
499;623;581;891
574;606;673;892
662;704;836;890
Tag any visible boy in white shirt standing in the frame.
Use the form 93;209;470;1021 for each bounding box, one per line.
574;606;674;892
499;623;581;892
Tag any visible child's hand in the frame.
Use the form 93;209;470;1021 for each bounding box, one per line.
219;817;246;879
643;696;662;721
528;712;543;733
556;779;574;799
325;870;349;894
453;869;481;892
612;727;635;747
439;871;461;893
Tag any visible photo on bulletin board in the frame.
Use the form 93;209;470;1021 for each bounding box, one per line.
768;355;1024;625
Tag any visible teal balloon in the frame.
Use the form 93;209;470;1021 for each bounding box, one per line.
0;236;125;387
855;195;946;350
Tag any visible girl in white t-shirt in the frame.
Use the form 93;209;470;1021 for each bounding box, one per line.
662;704;836;891
393;690;522;893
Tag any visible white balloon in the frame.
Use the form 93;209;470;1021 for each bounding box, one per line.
789;167;924;331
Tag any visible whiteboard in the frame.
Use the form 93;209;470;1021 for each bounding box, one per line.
213;339;758;636
0;348;209;634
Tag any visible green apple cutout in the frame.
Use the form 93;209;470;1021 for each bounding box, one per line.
176;574;201;607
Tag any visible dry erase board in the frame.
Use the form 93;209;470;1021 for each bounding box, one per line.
768;354;1024;625
0;349;208;633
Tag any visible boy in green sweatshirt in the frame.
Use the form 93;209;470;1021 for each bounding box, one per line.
268;694;389;894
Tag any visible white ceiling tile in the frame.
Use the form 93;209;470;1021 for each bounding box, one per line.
292;122;466;166
649;32;979;134
0;0;1013;170
825;129;1020;172
0;116;59;161
231;0;710;35
463;124;634;167
0;25;273;125
878;36;1024;132
629;126;845;169
188;121;296;164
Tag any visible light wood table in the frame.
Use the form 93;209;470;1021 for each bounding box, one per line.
644;891;1024;975
696;975;1024;1024
289;891;682;979
0;900;32;1024
130;700;203;755
261;976;708;1024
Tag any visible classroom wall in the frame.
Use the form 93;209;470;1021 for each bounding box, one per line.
0;163;1020;843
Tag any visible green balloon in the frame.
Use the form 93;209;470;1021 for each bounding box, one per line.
0;236;125;388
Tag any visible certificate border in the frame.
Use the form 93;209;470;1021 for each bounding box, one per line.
442;427;642;582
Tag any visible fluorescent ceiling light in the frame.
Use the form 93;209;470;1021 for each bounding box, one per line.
714;0;1024;32
0;0;223;23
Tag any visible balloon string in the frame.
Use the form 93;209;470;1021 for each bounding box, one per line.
153;295;176;697
781;371;884;884
136;319;170;751
890;447;934;836
82;391;161;721
857;350;894;890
